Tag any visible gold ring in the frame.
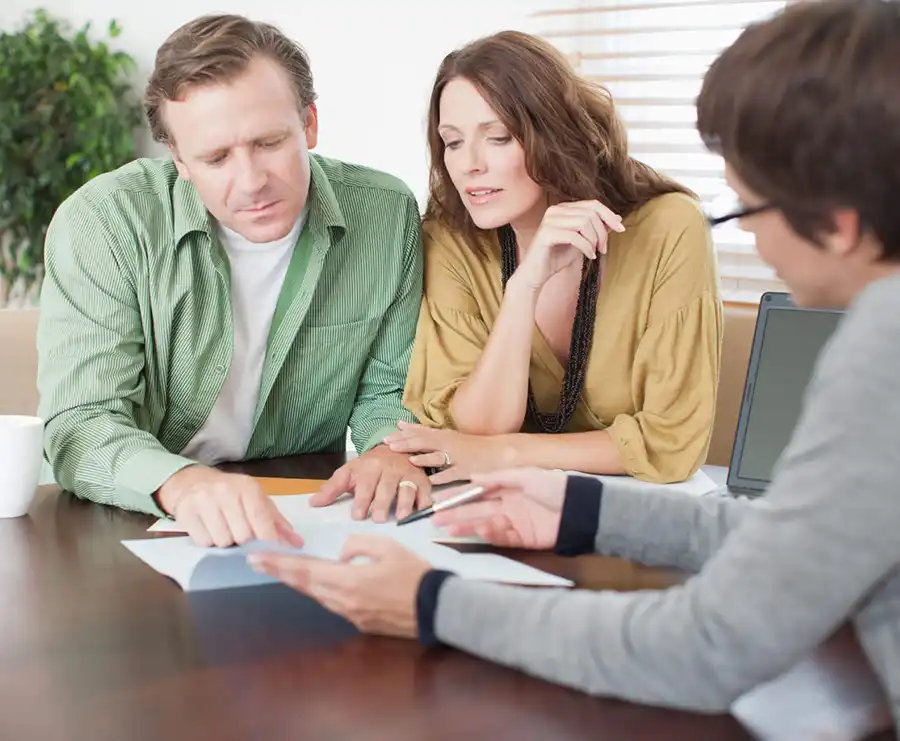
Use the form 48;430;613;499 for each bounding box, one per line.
398;480;418;490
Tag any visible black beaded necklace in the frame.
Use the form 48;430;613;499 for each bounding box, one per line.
498;224;601;433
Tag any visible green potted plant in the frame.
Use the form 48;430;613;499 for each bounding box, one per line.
0;9;143;307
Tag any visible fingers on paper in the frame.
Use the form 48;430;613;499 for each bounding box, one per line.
311;467;353;507
371;471;400;524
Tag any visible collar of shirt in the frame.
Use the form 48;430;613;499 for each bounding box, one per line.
172;156;346;251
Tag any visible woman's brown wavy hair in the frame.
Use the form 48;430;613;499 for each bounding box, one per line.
424;31;693;242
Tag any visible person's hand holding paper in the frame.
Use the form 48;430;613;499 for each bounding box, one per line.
249;533;432;638
155;465;304;548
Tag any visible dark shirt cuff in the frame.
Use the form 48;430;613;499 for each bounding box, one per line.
554;475;603;556
416;569;455;646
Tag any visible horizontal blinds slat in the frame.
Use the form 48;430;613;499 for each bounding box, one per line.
617;104;697;124
593;73;705;83
540;24;754;38
612;98;696;106
632;144;710;156
632;152;723;171
575;48;723;59
554;30;750;55
715;229;759;252
628;127;704;144
717;256;779;281
720;282;787;305
626;121;698;130
582;53;719;74
534;2;784;36
532;0;782;15
607;79;702;100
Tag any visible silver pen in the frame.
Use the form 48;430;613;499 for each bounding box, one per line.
395;485;487;526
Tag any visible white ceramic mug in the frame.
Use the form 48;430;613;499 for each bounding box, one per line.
0;416;44;518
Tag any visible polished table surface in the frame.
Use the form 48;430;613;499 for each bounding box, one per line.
0;453;892;740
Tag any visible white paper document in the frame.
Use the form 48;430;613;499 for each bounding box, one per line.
731;638;892;741
572;468;719;498
122;526;573;592
148;493;482;543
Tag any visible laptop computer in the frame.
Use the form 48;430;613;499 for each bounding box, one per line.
722;292;844;497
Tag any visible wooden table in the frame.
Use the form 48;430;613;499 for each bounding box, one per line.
0;453;891;740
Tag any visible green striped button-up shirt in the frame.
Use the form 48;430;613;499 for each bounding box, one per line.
37;153;423;517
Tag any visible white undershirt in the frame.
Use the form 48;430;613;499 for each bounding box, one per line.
181;214;305;465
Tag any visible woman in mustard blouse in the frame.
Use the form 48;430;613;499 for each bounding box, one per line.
385;31;723;485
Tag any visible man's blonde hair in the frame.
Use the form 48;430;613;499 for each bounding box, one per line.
144;14;317;144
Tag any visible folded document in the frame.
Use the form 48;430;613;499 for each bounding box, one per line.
122;527;573;592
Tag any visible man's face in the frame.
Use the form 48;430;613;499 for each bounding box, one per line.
724;164;879;309
165;55;317;243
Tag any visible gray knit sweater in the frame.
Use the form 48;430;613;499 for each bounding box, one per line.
422;273;900;730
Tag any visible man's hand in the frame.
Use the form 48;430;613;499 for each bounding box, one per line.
310;445;432;523
156;465;303;548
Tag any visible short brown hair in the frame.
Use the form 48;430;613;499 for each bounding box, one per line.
144;14;317;144
697;0;900;259
425;31;691;242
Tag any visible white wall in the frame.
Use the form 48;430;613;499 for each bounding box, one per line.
2;0;541;207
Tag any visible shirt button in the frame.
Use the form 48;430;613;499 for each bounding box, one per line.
215;364;226;373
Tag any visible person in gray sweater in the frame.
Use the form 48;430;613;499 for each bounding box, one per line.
249;0;900;728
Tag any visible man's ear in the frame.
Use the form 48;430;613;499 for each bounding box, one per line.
169;143;191;181
304;103;319;150
824;209;863;257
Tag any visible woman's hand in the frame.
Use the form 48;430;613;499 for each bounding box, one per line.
383;422;516;485
513;200;625;291
432;468;569;550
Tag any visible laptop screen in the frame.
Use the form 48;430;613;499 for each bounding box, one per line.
731;299;843;490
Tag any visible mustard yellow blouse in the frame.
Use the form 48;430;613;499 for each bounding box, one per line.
403;193;723;483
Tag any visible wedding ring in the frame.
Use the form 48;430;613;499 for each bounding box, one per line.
441;451;452;469
398;480;419;490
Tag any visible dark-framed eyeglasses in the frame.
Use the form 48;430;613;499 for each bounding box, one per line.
707;203;777;227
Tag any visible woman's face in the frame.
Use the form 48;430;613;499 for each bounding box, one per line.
437;77;545;231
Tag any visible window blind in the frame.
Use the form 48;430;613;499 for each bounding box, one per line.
531;0;790;304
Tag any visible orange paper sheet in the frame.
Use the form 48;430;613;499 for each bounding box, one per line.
254;477;325;497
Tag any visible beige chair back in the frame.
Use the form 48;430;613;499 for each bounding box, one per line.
707;303;759;467
0;309;40;417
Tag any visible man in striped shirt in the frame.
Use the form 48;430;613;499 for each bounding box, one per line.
37;14;429;546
